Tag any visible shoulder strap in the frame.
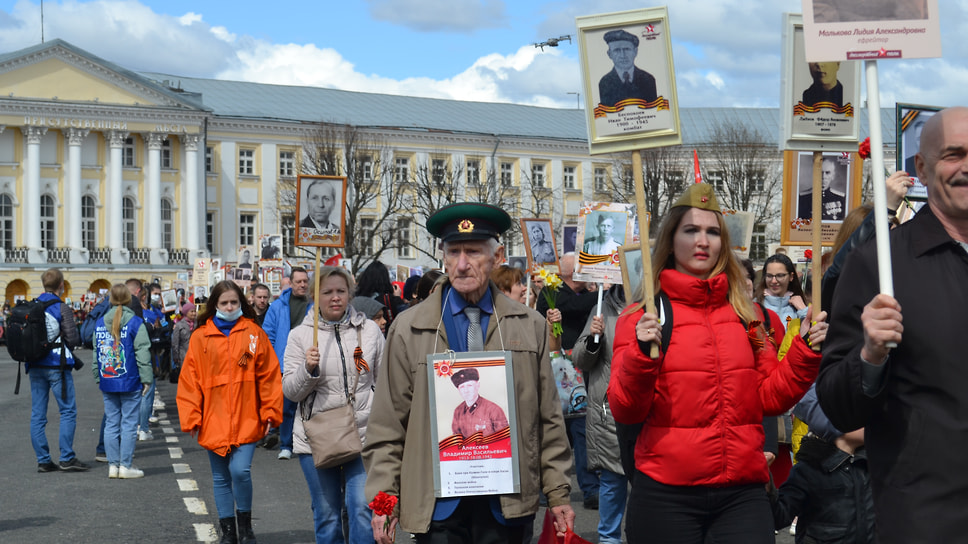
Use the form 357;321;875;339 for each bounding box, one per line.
757;301;772;330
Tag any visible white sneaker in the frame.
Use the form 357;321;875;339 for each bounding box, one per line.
118;466;144;479
148;416;159;424
109;465;119;479
138;430;153;441
277;449;292;460
790;519;797;536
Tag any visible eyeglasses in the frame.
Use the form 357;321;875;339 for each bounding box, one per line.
764;273;789;281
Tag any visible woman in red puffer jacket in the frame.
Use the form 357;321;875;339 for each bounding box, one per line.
609;183;828;544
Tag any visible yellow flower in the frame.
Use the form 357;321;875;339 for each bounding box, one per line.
537;268;549;280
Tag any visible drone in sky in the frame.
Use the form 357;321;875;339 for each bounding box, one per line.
534;35;572;50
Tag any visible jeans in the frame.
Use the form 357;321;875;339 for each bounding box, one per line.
280;397;297;451
298;454;371;544
208;442;257;518
96;414;106;456
139;378;156;431
102;389;141;467
625;471;774;544
598;469;628;544
29;368;78;464
566;416;600;500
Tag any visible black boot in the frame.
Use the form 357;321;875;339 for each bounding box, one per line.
218;516;238;544
237;510;256;544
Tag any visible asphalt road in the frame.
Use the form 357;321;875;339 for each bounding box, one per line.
0;348;795;543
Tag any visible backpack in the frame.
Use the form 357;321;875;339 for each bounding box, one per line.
6;298;63;396
80;299;111;349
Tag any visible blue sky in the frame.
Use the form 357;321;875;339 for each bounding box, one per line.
2;0;967;110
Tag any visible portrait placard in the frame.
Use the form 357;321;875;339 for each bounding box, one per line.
258;234;283;264
427;351;519;498
236;245;255;270
617;244;644;303
781;150;864;245
576;7;682;155
722;211;755;258
561;224;578;255
295;175;347;248
801;0;941;62
160;289;179;313
896;103;940;201
780;13;861;152
574;201;636;283
520;218;559;273
192;259;210;287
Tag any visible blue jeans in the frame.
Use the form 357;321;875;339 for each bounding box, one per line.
280;397;297;451
207;442;258;518
29;368;78;464
298;454;370;544
139;378;156;430
598;469;628;544
96;414;106;456
566;416;600;500
102;389;141;467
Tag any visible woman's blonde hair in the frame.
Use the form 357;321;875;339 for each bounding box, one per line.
629;205;756;324
108;284;132;343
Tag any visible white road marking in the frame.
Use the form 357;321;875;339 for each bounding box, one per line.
172;463;192;473
169;447;184;459
162;426;175;434
166;436;179;443
193;523;216;542
184;497;208;515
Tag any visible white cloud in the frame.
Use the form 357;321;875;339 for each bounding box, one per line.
178;12;201;25
365;0;508;32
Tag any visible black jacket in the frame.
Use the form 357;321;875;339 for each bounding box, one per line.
770;435;875;544
817;205;968;543
535;283;598;351
598;67;657;108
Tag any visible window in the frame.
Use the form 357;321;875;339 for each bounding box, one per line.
205;146;214;173
279;150;295;177
0;194;13;251
563;165;577;190
707;170;725;191
432;158;446;183
751;224;767;262
40;195;56;250
161;138;172;169
123;137;135;167
500;162;513;186
594;167;608;191
81;196;96;251
161;199;173;250
361;157;373;181
239;148;254;175
467;160;480;185
123;197;136;250
394;157;410;183
239;213;256;246
396;218;413;259
750;169;766;193
206;212;216;253
531;163;546;187
360;217;377;256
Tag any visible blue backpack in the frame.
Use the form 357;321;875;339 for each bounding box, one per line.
80;299;111;349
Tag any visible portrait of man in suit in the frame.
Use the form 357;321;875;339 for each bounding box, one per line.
299;179;340;234
798;157;848;221
802;61;843;108
597;29;657;108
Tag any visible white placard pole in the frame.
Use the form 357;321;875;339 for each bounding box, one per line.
594;283;604;343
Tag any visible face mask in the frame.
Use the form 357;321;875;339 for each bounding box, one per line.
216;308;243;322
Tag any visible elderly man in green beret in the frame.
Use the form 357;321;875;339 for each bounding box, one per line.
364;202;576;543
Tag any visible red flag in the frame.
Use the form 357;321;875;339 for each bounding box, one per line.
693;149;702;184
324;253;342;266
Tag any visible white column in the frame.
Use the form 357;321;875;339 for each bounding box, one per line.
66;128;89;251
145;133;163;250
23;126;47;250
181;134;201;252
107;130;128;252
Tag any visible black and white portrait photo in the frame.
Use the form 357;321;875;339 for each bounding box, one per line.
582;211;626;256
521;218;559;270
260;234;282;260
797;154;848;221
295;175;347;248
562;225;578;255
597;29;657;108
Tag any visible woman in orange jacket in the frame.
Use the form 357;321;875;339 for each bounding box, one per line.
177;281;283;544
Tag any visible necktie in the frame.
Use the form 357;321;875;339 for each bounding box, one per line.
465;306;484;351
623;72;631;84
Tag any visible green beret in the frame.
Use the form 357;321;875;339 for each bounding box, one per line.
670;183;721;213
604;29;639;47
427;202;511;244
451;368;480;387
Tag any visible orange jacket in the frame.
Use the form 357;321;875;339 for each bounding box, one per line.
176;317;283;456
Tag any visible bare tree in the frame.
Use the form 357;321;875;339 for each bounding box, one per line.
406;152;466;261
292;122;405;274
594;147;689;237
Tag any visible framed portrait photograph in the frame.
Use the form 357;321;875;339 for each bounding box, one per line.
617;244;644;302
576;6;682;155
896;103;940;201
722;210;755;258
780;13;861;152
236;245;255;270
160;289;179;313
427;352;520;498
507;256;527;271
801;0;941;62
781;150;864;245
258;234;283;262
575;201;636;283
520;218;559;273
561;224;578;255
295;175;347;248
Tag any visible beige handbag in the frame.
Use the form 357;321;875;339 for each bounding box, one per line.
300;327;362;469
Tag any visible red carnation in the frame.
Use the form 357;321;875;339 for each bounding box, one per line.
369;491;398;517
804;249;813;260
858;137;871;160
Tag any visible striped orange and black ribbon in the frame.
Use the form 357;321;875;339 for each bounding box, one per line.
594;96;671;118
793;101;854;117
354;346;369;373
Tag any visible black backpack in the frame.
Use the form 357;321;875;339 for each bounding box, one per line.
80;299;110;349
6;298;63;397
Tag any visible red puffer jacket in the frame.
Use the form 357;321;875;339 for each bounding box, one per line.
608;269;820;487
